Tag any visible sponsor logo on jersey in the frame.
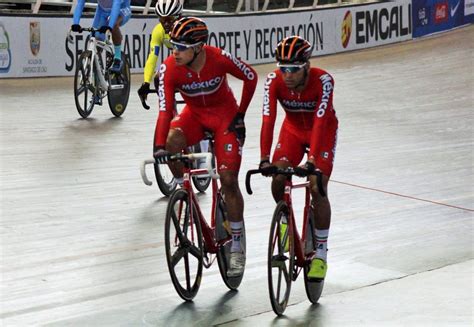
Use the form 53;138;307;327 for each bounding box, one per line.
221;50;255;80
225;143;232;152
434;2;449;24
317;74;333;118
29;22;40;56
263;72;277;116
281;99;318;112
180;76;223;97
341;11;352;48
158;64;166;111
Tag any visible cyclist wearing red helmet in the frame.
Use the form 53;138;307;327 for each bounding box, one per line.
153;17;258;278
259;36;338;280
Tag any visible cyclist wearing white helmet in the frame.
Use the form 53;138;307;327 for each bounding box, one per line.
137;0;183;102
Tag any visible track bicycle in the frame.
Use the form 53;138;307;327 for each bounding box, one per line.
140;149;246;301
68;27;131;118
140;88;213;196
246;167;326;315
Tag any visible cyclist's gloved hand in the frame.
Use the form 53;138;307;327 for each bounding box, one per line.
153;148;171;164
71;24;82;33
227;112;246;145
259;159;275;177
138;82;151;106
98;25;112;34
294;161;315;177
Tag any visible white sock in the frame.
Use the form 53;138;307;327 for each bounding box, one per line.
230;221;243;253
315;229;329;261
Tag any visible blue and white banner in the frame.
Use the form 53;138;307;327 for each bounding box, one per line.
412;0;473;37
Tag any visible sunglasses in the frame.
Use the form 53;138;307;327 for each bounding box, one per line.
159;16;179;24
277;62;306;74
170;41;200;52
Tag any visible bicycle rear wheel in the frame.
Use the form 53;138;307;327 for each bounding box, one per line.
303;207;324;303
215;195;245;290
268;201;294;315
191;141;213;192
165;189;203;301
154;163;177;196
107;52;131;117
74;50;96;118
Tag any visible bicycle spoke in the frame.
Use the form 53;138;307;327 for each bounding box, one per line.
170;208;186;244
170;246;187;268
188;244;202;259
184;252;191;291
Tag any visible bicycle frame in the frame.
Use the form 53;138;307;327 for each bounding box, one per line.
86;32;114;92
184;165;231;263
140;151;227;267
283;177;315;271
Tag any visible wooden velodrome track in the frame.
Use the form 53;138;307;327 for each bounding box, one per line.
1;25;473;326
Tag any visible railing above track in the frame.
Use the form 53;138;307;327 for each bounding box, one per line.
0;0;377;15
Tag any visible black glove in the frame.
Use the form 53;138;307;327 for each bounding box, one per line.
227;112;246;144
259;159;275;177
71;24;82;33
137;82;151;105
153;148;171;164
294;161;315;177
98;25;112;34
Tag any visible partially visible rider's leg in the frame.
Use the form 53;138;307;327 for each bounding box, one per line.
271;160;292;203
111;17;123;60
165;128;187;183
221;170;246;277
308;174;331;279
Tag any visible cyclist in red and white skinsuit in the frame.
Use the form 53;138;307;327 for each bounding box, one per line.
259;36;338;280
153;17;258;278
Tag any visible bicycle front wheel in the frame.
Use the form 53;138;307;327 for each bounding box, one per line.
268;201;294;316
154;163;177;196
74;50;96;118
215;196;245;290
303;207;324;304
165;189;203;301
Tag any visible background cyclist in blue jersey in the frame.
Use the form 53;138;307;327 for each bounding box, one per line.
71;0;131;73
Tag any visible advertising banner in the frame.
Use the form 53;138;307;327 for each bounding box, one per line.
412;0;473;37
333;0;413;52
0;1;414;79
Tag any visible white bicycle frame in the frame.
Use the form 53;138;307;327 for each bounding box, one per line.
68;29;124;92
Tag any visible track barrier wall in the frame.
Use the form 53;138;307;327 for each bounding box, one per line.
0;0;472;78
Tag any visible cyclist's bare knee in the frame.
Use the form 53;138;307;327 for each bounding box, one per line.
166;129;186;153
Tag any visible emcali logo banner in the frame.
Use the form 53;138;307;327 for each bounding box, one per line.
335;0;412;52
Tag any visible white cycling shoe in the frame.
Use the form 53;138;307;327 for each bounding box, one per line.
227;251;246;277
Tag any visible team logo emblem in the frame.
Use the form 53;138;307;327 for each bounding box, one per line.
341;11;352;49
224;144;232;152
29;22;40;56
